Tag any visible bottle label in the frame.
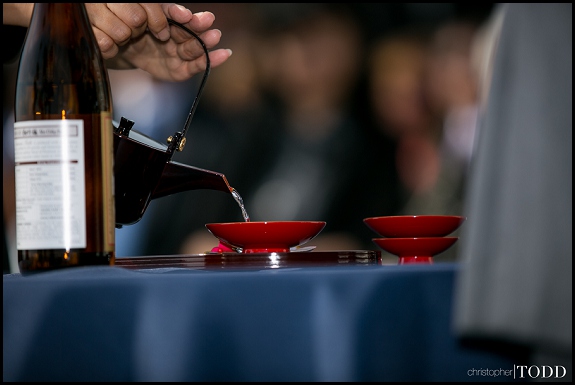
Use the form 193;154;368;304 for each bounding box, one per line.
14;119;86;250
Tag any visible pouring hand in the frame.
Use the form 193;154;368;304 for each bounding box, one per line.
3;3;232;82
97;3;232;82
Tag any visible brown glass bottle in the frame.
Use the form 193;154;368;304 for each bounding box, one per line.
14;3;115;273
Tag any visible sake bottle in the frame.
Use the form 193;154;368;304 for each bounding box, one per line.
14;3;115;273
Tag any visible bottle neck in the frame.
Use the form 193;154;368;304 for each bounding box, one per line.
29;3;93;44
16;2;112;118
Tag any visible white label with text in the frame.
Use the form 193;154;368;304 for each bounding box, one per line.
14;119;86;250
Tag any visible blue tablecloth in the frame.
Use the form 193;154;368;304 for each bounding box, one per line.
3;263;522;381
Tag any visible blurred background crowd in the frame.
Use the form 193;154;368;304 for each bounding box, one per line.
3;3;496;272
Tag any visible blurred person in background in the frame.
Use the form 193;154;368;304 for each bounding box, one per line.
363;29;441;262
366;29;439;197
240;3;370;251
453;3;572;380
364;14;491;262
404;19;483;262
414;20;482;218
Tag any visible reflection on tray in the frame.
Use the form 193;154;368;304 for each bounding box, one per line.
114;250;382;270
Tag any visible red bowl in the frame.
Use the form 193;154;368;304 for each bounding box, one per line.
364;215;465;238
372;237;458;264
205;221;326;253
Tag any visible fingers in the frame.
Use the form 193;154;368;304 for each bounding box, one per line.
92;28;119;60
186;11;217;32
207;48;233;70
105;3;150;39
136;3;195;42
163;9;223;65
86;3;132;46
169;11;216;43
166;48;232;82
190;49;233;75
163;3;194;24
138;3;174;41
175;28;223;62
87;3;172;47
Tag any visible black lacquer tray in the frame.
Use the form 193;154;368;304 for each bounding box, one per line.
114;250;382;270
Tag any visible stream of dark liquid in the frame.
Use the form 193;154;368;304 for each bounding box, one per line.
231;188;250;222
